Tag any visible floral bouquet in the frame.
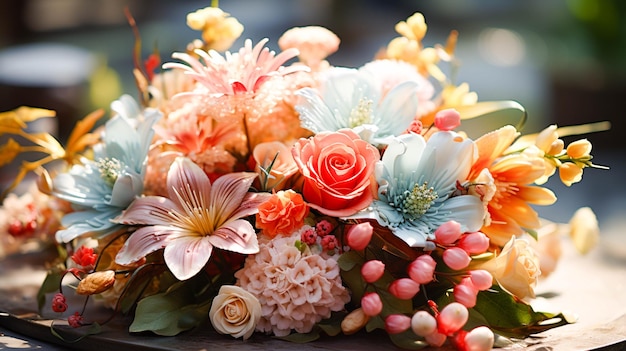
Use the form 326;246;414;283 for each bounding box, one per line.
0;3;609;350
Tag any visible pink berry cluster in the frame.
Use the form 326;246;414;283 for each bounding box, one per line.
434;220;493;308
299;219;341;253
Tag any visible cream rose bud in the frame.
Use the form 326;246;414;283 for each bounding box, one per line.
569;207;599;255
209;285;261;340
478;237;540;300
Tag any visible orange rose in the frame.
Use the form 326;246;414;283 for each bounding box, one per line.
292;129;380;217
256;190;309;238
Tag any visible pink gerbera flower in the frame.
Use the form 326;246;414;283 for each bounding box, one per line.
113;157;270;280
163;38;304;96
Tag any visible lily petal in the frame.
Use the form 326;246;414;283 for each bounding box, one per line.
209;219;259;254
209;172;258;220
166;157;212;211
113;196;180;226
164;235;214;281
115;225;176;265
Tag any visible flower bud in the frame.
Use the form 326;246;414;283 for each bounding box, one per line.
389;278;420;300
458;232;490;255
559;163;583;186
425;332;447;347
438;302;469;335
434;108;461;131
535;125;558;152
454;277;479;308
341;308;370;335
443;247;471;270
566;139;592;159
434;220;462;245
408;254;436;284
464;326;495;351
469;270;493;290
569;207;599;254
385;314;412;334
346;222;373;251
76;270;116;295
547;139;564;156
411;310;437;337
361;292;383;317
361;260;385;283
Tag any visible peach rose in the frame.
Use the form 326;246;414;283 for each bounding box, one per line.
292;129;379;217
477;236;540;300
209;285;261;340
253;141;298;191
256;190;309;238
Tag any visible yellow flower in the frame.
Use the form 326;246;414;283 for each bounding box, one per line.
559;162;583;186
395;12;427;41
566;139;592;159
477;237;540;300
187;7;243;52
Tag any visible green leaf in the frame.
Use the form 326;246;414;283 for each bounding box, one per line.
337;250;361;271
389;329;429;350
129;280;211;336
118;264;166;314
276;329;320;343
365;315;385;332
37;269;64;312
50;322;102;343
468;286;571;338
316;311;346;337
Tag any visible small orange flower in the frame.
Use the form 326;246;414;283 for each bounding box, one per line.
256;190;309;238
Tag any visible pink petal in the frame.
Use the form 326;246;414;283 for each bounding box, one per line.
229;192;272;220
113;196;180;226
167;157;212;211
115;225;177;265
209;172;258;219
164;235;214;281
209;219;259;254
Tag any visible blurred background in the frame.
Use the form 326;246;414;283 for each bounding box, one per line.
0;0;624;232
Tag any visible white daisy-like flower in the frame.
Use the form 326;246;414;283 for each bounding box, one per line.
295;67;419;146
351;131;485;247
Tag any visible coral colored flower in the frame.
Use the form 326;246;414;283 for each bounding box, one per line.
468;126;556;247
71;246;97;268
209;285;261;340
278;26;340;69
256;190;309;238
352;131;484;247
292;129;379;217
164;38;303;96
315;220;333;236
295;67;419;146
114;157;269;281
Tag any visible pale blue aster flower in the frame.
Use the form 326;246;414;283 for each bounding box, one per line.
350;131;485;248
52;95;162;243
295;67;419;146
